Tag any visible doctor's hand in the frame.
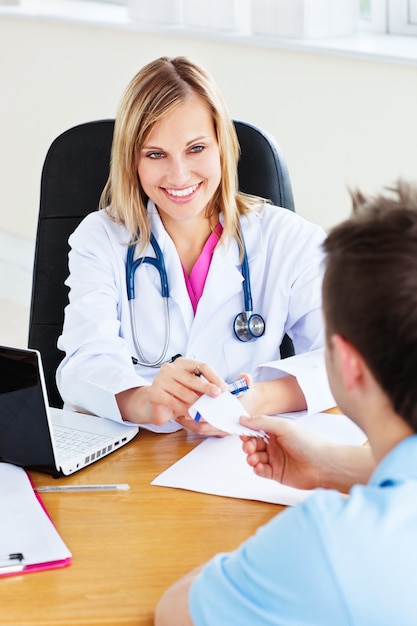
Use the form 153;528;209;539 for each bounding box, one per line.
160;357;229;433
117;357;227;429
240;415;375;493
175;414;230;437
177;372;254;437
172;358;231;437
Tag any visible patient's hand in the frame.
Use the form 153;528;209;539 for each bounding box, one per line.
240;415;374;493
240;416;325;489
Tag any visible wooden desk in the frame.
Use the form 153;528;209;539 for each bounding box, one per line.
0;429;282;625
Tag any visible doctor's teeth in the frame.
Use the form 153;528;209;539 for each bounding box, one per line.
167;184;198;197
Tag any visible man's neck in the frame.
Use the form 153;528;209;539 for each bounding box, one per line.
366;411;414;465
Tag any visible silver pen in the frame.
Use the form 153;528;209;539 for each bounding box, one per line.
35;484;130;493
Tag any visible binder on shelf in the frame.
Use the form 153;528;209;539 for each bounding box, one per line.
0;462;72;578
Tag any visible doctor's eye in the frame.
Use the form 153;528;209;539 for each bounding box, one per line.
189;145;205;154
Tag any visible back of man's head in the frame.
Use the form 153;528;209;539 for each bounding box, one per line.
323;180;417;431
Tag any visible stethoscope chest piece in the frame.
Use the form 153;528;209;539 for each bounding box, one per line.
234;311;265;342
233;235;266;342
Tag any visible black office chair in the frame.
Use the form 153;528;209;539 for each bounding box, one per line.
28;119;295;408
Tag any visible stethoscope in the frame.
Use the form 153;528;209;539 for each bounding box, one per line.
126;232;265;367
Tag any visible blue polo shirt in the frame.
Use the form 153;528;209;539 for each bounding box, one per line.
189;435;417;625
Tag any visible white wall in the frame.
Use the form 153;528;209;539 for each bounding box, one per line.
1;14;417;243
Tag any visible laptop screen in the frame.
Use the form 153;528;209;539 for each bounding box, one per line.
0;346;56;472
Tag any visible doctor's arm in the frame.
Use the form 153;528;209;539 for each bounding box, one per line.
238;374;308;416
251;220;333;416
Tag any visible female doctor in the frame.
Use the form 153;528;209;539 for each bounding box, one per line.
56;56;333;435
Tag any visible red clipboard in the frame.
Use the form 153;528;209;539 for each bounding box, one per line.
0;463;72;578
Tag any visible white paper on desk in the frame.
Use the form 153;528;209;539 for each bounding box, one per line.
152;434;312;506
188;391;266;439
0;463;71;571
152;411;367;505
278;411;367;446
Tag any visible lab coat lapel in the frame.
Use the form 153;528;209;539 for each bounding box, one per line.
194;213;264;329
193;240;243;329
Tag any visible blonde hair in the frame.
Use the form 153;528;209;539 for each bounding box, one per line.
100;56;262;253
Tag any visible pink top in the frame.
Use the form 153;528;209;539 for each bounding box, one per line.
182;223;223;314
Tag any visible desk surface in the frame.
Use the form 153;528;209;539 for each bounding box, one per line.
1;429;282;626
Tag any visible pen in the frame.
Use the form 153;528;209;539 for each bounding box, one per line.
194;378;249;422
227;378;249;396
35;484;130;493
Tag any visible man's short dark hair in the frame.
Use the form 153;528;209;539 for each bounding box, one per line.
323;180;417;430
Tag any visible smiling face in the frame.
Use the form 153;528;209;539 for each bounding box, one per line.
137;92;222;228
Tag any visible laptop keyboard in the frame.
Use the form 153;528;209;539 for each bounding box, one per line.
53;425;111;461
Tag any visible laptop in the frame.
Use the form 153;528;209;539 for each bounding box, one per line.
0;345;139;476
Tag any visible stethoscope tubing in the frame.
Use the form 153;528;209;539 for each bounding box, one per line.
126;233;169;300
240;235;253;313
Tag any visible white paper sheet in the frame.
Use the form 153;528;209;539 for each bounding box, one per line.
279;410;367;446
189;391;267;439
152;434;312;506
152;412;367;505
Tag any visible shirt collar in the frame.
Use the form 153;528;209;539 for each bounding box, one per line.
369;434;417;487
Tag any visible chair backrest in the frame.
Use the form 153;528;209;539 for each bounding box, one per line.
28;119;295;408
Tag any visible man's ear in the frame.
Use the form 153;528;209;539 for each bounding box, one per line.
331;334;365;392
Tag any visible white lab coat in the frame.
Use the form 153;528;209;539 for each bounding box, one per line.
57;201;334;430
